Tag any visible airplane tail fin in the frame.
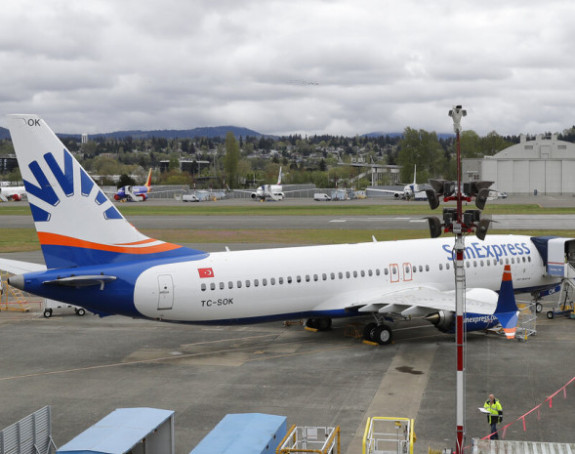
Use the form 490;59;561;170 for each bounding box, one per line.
6;115;204;269
145;168;153;190
494;265;519;339
277;166;282;185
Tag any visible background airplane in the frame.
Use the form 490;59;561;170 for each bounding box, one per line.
3;115;574;346
0;184;26;201
371;165;428;200
251;167;284;201
113;169;152;202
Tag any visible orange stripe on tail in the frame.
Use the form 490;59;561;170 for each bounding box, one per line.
38;232;181;255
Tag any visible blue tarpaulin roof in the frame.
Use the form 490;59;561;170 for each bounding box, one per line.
190;413;287;454
56;408;174;454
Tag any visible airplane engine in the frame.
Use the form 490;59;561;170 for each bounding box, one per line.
393;193;401;199
139;194;147;201
11;194;21;201
425;310;455;333
250;193;258;199
114;194;121;201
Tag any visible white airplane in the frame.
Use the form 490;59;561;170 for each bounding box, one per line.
251;167;284;201
372;165;428;200
1;115;573;346
0;184;26;201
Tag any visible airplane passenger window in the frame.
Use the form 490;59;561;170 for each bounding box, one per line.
322;273;327;280
262;279;267;286
425;265;430;271
405;265;410;273
446;263;450;270
254;279;259;287
219;282;225;290
480;260;484;266
346;271;351;278
438;264;442;271
228;281;233;289
419;265;423;272
360;270;365;277
271;278;276;285
201;283;206;291
314;274;318;281
506;258;510;264
528;256;531;262
466;262;470;268
246;280;251;287
297;276;302;283
331;273;335;280
353;271;358;278
287;276;292;284
392;268;397;275
473;261;477;267
338;272;343;279
210;283;216;290
305;275;310;282
368;270;373;277
376;269;381;276
237;281;242;288
279;277;284;284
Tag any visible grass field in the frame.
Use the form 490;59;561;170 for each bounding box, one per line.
1;202;574;253
2;203;575;217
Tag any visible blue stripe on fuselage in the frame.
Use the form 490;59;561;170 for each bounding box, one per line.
19;253;209;317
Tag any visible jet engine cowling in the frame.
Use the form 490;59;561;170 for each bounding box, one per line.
425;310;455;333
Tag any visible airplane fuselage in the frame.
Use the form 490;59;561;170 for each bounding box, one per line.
15;235;557;326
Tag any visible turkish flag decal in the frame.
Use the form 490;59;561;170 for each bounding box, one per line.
198;267;214;278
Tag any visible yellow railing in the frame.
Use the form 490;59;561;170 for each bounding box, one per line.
362;416;415;454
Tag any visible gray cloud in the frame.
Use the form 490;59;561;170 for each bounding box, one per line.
1;0;575;136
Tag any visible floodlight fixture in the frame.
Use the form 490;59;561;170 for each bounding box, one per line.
448;105;467;133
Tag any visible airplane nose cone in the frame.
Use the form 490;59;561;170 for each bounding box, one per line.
7;274;25;290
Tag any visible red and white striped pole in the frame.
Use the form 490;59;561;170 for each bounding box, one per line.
449;106;467;454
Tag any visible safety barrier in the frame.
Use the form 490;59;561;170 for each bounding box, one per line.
362;417;415;454
276;425;340;454
482;376;575;441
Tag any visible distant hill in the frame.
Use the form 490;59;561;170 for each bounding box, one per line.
363;131;455;140
72;126;268;140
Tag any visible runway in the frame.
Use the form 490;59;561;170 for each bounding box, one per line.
1;198;575;453
2;213;575;230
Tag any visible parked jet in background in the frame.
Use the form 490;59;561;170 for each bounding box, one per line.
251;167;284;201
372;165;428;200
114;169;152;202
3;115;574;346
0;184;26;201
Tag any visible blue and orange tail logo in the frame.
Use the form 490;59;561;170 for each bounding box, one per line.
7;115;205;269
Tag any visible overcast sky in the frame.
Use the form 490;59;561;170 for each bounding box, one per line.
1;0;575;137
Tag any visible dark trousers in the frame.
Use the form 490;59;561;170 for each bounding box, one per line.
489;421;499;439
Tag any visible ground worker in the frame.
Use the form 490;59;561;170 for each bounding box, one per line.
484;394;503;439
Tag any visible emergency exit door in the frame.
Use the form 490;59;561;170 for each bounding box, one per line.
157;274;174;310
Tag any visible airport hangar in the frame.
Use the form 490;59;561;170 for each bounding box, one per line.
463;133;575;195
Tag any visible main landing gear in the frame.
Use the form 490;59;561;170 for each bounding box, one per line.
363;322;393;345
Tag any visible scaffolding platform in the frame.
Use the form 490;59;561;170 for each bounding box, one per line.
276;425;340;454
362;416;415;454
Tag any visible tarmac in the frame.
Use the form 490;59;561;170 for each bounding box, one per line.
1;196;575;453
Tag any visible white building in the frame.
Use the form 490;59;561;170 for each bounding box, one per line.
463;134;575;195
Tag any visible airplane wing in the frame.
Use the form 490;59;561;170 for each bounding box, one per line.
0;258;46;275
320;285;498;318
367;187;405;198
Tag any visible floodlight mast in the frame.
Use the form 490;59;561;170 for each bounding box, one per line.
448;105;467;454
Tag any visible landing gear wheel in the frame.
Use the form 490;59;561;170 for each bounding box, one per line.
547;311;554;319
363;322;378;341
306;318;332;331
536;302;543;313
373;325;393;345
43;309;53;318
75;308;86;316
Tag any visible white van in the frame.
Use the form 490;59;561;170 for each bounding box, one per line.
314;193;331;201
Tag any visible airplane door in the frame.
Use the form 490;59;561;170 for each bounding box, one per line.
157;274;174;310
403;263;413;281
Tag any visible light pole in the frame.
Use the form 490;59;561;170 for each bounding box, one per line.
449;105;467;454
425;106;493;453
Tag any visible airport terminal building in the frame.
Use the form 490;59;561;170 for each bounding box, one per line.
463;134;575;195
